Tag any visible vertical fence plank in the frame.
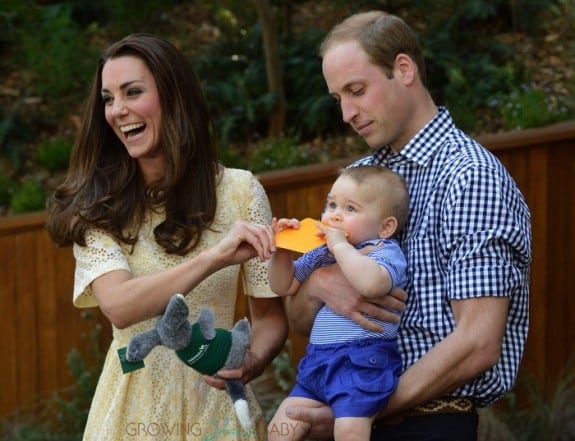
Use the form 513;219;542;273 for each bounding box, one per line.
35;230;59;396
0;234;18;417
13;232;39;411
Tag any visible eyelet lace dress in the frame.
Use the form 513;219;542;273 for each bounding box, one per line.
73;168;274;440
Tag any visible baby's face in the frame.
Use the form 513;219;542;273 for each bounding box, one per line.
321;175;387;244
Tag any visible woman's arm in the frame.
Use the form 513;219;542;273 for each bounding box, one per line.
91;221;276;329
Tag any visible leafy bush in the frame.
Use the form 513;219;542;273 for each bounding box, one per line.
0;95;35;173
16;4;97;116
36;137;72;172
193;24;273;146
10;180;47;214
478;366;575;441
248;135;321;173
418;0;522;131
0;175;15;209
0;0;573;216
497;83;572;130
193;24;344;148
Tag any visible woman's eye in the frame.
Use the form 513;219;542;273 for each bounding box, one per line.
101;95;112;105
127;88;142;97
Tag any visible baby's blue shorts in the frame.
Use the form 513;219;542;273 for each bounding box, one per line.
289;338;401;418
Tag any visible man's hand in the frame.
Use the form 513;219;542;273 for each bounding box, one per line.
297;264;407;333
285;403;335;440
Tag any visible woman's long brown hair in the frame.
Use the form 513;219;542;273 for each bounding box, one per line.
46;33;218;255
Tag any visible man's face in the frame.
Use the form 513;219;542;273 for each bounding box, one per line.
322;40;411;151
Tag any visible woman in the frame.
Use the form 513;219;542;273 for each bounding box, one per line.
47;33;287;440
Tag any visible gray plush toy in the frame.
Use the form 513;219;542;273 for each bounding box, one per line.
117;293;253;430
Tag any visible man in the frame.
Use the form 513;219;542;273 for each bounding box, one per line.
283;11;531;440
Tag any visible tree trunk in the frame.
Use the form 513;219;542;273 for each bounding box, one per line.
254;0;286;137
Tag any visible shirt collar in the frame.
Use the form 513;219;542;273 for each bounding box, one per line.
371;106;454;166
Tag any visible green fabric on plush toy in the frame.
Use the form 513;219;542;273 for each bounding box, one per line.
117;293;253;430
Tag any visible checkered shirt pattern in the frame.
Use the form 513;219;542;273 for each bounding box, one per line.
351;107;531;406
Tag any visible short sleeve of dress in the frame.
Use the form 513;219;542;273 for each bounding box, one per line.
72;228;131;308
237;171;276;299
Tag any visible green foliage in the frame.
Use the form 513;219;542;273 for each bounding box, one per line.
193;24;273;146
0;175;15;209
16;4;97;116
478;366;575;441
247;136;321;173
0;0;573;215
281;28;344;140
0;1;28;71
10;179;47;214
497;84;572;130
94;0;181;35
420;0;522;131
36;137;72;172
193;24;344;148
258;340;296;422
0;95;33;172
272;340;296;394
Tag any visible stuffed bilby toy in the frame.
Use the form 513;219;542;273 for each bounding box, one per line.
117;293;253;430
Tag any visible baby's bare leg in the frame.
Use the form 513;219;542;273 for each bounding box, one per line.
268;396;325;441
334;416;375;441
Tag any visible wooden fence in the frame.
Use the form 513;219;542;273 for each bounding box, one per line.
2;120;575;418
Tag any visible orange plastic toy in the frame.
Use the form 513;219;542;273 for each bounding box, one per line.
274;218;326;253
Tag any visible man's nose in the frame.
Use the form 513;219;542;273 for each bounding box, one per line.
340;97;358;123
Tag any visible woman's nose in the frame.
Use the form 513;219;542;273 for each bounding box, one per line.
110;98;128;117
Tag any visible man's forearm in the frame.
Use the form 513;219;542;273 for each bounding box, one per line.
381;296;509;417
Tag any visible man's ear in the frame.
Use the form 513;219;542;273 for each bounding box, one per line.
394;53;416;85
378;216;398;239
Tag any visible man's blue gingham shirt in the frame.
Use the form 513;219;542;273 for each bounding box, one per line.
351;107;531;406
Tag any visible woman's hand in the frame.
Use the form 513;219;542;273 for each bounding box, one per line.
202;350;261;389
210;220;275;268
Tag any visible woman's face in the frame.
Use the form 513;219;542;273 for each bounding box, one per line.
101;55;163;165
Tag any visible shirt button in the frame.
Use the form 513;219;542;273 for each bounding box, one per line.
369;356;377;365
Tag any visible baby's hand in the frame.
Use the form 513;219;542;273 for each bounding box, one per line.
317;223;348;249
271;217;300;234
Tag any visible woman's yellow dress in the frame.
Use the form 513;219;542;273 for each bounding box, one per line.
73;168;276;440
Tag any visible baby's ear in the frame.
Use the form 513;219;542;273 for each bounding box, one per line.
378;216;398;239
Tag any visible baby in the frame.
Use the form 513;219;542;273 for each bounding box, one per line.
268;165;409;441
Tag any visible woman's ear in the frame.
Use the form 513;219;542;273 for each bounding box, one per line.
378;216;398;239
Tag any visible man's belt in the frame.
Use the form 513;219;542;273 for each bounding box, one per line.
405;396;476;417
